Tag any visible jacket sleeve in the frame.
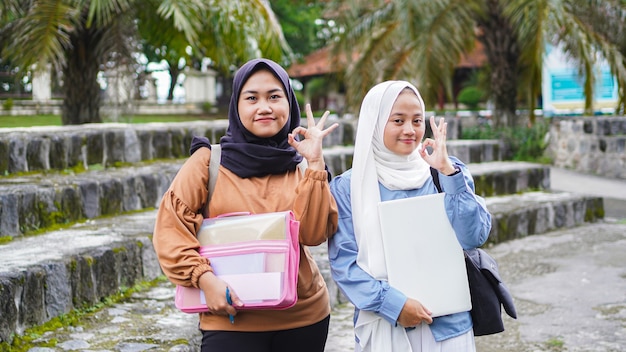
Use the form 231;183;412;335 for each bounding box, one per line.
292;167;338;246
438;157;492;249
327;174;406;325
152;148;214;288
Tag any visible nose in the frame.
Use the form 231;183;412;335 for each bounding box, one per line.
258;100;272;114
403;122;415;135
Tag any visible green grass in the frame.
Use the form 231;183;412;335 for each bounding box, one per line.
0;114;63;128
0;114;227;128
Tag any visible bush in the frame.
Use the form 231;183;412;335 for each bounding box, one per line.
461;119;551;162
499;120;551;162
2;98;14;111
457;86;484;110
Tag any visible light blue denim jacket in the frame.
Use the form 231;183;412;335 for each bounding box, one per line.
328;157;492;342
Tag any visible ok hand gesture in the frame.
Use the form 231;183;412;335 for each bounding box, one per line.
288;104;339;171
419;116;457;175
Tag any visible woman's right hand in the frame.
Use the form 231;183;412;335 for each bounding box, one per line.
198;271;242;317
397;298;433;327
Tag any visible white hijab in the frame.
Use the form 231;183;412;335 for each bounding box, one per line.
351;81;431;351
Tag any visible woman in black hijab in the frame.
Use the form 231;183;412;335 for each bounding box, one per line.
154;58;340;352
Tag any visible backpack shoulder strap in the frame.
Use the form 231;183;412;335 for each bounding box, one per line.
430;167;442;193
207;145;307;200
208;144;221;203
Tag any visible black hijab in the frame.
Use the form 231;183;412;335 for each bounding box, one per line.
218;58;303;178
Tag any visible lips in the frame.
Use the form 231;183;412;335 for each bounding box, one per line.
256;117;276;122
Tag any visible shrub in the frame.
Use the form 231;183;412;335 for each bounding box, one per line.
457;86;484;110
462;119;551;162
2;98;14;111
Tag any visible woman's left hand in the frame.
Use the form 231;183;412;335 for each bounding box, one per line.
419;116;457;175
288;103;339;170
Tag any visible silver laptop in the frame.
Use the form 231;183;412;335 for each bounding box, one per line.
378;193;471;317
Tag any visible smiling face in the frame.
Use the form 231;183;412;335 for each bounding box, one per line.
383;89;425;155
237;69;290;138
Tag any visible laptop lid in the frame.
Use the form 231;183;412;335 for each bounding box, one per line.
377;192;471;317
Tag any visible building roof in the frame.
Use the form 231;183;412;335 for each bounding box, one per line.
287;47;338;78
287;42;487;79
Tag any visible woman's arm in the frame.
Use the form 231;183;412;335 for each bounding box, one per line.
152;148;212;288
439;157;492;249
327;174;406;325
293;168;338;246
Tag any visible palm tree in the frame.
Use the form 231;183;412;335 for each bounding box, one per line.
0;0;290;125
326;0;626;128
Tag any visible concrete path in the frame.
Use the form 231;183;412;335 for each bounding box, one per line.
550;167;626;221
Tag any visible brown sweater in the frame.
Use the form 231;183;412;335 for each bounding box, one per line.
153;147;338;331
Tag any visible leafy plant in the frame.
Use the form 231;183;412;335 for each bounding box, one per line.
2;98;14;111
457;86;485;110
462;119;551;162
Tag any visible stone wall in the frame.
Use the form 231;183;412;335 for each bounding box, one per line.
547;116;626;179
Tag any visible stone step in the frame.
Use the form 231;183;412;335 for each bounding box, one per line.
0;120;490;176
0;211;161;343
1;145;519;240
485;191;604;244
0;190;603;344
2;277;202;351
467;161;550;197
0;161;180;238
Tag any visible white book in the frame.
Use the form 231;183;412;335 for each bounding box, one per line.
378;193;471;317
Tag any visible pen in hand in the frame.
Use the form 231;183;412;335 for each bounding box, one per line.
226;287;235;324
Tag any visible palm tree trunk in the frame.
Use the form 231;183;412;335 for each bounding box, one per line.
167;62;181;101
477;0;520;129
62;27;103;125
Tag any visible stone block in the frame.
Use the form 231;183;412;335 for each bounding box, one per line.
123;129;141;163
0;140;8;174
0;274;19;342
92;248;120;299
42;262;72;318
122;177;142;212
103;130;126;166
152;130;172;159
99;179;124;215
140;238;162;281
9;137;27;173
78;180;100;218
138;174;158;209
57;186;83;223
116;242;143;287
70;255;99;307
68;134;86;169
26;137;50;171
169;128;187;159
49;135;70;170
0;192;19;237
18;267;47;328
85;131;104;166
137;130;154;160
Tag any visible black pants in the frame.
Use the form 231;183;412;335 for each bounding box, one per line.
201;315;330;352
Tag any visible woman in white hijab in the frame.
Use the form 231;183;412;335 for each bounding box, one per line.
328;81;492;351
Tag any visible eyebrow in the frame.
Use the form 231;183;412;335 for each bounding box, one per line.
241;88;284;95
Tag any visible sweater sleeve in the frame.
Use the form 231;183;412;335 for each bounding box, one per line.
152;148;214;288
292;168;339;246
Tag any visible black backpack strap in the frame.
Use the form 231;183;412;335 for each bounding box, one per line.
430;167;442;193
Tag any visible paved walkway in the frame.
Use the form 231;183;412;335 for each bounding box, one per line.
549;167;626;221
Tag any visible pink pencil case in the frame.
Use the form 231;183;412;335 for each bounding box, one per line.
175;211;300;312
